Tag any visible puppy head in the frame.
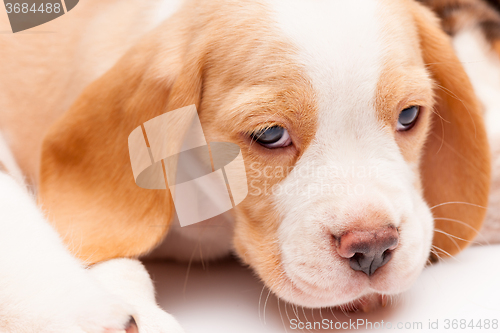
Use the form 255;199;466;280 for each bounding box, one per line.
39;0;490;307
199;0;490;307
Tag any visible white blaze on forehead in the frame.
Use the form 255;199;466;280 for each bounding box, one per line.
267;0;384;133
260;1;434;306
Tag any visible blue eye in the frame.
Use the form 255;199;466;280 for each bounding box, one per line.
397;106;420;131
252;126;292;148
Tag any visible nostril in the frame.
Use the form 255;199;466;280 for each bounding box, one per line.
352;252;364;262
381;248;394;266
350;252;365;268
336;226;399;276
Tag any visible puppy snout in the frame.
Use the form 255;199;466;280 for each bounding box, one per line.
336;227;399;276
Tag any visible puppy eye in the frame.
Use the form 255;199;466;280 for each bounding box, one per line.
397;106;420;131
251;126;292;148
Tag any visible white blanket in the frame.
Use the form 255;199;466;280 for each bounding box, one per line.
148;245;500;332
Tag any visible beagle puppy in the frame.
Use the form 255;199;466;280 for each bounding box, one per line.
0;0;497;331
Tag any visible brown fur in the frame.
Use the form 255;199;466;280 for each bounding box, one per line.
412;1;491;258
0;0;170;182
37;0;318;265
1;0;492;278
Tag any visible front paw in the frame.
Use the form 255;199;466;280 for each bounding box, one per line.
63;282;138;333
132;306;184;333
88;258;185;333
5;285;139;333
104;317;138;333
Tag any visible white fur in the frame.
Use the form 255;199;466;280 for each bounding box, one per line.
150;0;183;29
0;133;183;332
0;1;188;330
89;259;185;333
0;164;128;332
267;0;434;307
0;132;24;185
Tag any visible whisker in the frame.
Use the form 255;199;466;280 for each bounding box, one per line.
432;107;446;154
339;303;349;316
430;201;487;210
258;264;281;324
263;288;272;325
258;285;266;324
302;305;309;324
305;307;314;333
431;245;460;262
433;228;462;252
291;304;299;321
434;228;487;246
430;248;445;262
198;239;205;270
434;217;490;245
277;298;289;333
329;306;339;321
434;82;477;137
284;300;292;332
183;242;199;294
311;305;317;323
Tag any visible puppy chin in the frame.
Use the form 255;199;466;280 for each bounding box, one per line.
276;282;368;309
269;258;427;310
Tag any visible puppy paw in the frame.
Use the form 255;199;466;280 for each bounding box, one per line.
35;270;140;333
55;286;137;333
133;306;185;333
74;294;135;333
88;258;185;333
104;317;139;333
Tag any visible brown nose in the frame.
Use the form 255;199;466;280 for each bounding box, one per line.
336;227;399;276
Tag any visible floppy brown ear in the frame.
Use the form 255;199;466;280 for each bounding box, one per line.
413;3;491;259
38;17;204;264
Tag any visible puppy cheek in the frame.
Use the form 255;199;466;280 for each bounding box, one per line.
232;231;250;266
231;208;284;282
379;204;433;291
231;213;260;267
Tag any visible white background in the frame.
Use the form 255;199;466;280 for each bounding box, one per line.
147;245;500;332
